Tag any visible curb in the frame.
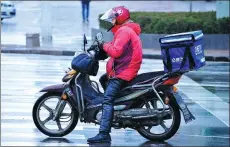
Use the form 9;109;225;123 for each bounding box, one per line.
1;49;230;62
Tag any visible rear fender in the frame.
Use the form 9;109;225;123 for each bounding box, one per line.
40;84;65;93
167;87;195;124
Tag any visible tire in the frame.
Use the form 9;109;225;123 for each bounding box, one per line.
32;92;79;137
137;100;181;141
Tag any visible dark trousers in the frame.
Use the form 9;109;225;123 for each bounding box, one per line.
99;73;108;91
81;2;89;21
99;74;126;133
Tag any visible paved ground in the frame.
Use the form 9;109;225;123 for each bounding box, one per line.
1;53;229;146
1;1;216;48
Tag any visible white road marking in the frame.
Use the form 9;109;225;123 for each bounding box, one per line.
1;132;85;139
177;76;229;127
1;142;88;146
1;123;84;130
179;134;230;139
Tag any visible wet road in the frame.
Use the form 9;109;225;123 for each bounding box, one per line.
1;53;229;146
1;1;216;48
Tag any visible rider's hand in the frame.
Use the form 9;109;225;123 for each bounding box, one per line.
88;44;98;52
96;40;104;51
96;43;108;61
91;41;108;61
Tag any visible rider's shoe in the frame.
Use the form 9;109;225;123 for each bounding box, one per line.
87;132;111;143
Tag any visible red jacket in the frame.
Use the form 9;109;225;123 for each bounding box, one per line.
103;22;143;81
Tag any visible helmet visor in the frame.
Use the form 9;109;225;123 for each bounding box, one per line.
100;8;116;23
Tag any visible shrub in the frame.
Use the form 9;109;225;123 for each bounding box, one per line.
99;11;230;34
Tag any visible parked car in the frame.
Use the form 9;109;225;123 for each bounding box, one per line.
1;1;16;21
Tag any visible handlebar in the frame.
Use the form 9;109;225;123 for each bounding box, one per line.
85;36;102;58
76;32;105;59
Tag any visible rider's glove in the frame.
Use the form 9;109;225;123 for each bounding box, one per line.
88;44;99;52
97;40;104;51
95;41;108;61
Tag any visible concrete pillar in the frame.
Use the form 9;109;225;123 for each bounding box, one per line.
189;1;193;12
40;1;52;43
26;33;40;47
216;0;230;19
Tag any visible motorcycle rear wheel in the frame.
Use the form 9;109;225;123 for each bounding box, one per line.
137;99;181;141
32;92;79;137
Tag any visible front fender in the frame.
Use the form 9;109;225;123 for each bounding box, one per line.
40;84;65;93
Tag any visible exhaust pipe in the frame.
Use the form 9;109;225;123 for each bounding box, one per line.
118;108;171;120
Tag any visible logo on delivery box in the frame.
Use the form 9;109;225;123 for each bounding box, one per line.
195;45;202;55
172;57;183;63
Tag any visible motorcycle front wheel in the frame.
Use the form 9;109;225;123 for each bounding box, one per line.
32;92;79;137
137;98;181;141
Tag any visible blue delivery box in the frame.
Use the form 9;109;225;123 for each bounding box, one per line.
159;30;206;73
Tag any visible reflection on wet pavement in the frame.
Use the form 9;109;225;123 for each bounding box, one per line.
186;62;229;103
1;54;229;146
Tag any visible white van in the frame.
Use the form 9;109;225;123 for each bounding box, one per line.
1;1;16;21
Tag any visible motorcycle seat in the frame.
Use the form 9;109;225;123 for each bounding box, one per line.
123;71;165;88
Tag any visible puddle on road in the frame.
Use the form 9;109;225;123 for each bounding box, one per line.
185;62;229;104
186;76;229;103
202;86;229;103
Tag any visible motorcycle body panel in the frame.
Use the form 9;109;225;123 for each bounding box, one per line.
40;84;64;93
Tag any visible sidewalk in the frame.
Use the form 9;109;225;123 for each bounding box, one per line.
1;44;229;62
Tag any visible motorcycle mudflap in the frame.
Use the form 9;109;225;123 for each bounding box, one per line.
168;87;195;124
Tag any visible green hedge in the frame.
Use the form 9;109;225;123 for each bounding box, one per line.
99;11;230;34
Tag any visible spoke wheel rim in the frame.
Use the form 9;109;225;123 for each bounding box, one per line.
36;96;74;134
140;100;175;136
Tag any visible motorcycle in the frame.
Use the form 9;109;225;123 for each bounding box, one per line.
32;33;195;141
